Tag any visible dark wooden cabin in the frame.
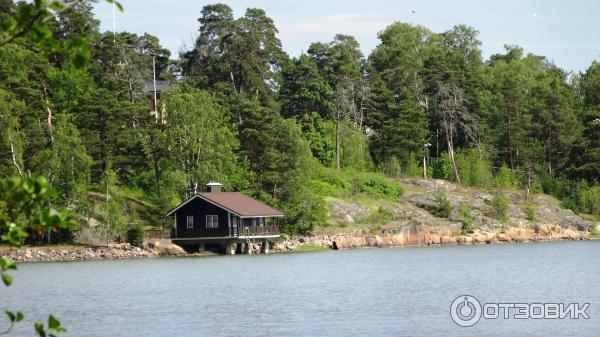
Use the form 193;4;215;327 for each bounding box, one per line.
166;183;283;254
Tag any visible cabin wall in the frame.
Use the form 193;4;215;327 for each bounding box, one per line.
173;197;230;238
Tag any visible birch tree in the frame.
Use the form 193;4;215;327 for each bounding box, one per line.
164;87;241;197
436;83;477;183
0;89;25;177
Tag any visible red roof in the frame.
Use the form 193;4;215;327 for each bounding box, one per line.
167;192;284;217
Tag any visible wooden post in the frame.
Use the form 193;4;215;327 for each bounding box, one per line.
261;240;269;254
226;242;236;255
228;211;231;237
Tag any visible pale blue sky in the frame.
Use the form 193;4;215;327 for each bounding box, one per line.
94;0;600;72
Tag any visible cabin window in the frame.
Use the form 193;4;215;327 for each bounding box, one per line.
206;215;219;228
186;215;194;229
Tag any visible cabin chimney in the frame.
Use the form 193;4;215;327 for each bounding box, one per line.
206;182;223;193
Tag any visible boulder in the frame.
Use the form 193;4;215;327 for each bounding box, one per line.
562;229;581;240
157;243;187;256
272;243;286;252
497;233;511;242
536;224;551;236
327;200;367;225
429;234;441;245
402;178;457;192
440;236;456;244
563;215;592;231
514;236;530;243
367;237;377;247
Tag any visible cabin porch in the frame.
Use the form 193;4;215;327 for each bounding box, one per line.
171;216;281;254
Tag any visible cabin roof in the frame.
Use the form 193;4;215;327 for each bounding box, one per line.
166;192;284;218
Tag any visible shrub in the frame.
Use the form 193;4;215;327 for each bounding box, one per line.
432;153;453;181
495;165;517;188
351;173;404;200
365;206;397;225
127;224;145;247
309;168;350;197
488;189;509;221
520;202;537;221
403;154;422;178
387;156;402;178
544;178;600;216
458;203;474;234
456;148;494;187
581;185;600;216
429;189;452;218
311;168;403;200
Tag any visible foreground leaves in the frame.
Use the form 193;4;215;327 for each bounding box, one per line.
1;176;74;336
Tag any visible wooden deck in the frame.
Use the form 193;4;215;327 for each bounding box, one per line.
148;225;280;241
235;224;279;237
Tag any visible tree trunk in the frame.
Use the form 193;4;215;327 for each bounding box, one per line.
507;108;514;169
41;80;54;143
230;71;237;94
335;118;340;171
448;141;460;184
442;111;460;184
8;131;23;177
525;167;532;201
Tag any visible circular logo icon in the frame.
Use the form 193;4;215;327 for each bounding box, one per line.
450;295;482;327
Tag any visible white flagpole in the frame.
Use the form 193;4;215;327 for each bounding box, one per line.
153;55;158;113
112;2;116;42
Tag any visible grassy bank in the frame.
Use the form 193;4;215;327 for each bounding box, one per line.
286;245;330;253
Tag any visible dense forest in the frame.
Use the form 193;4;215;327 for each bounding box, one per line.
1;1;599;240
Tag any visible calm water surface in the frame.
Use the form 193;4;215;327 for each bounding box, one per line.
1;241;599;337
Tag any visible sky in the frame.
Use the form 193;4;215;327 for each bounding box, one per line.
93;0;600;73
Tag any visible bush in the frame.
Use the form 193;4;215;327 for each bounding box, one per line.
365;206;397;225
543;177;600;216
495;165;517;188
581;185;600;216
458;203;474;234
387;156;402;178
351;172;404;200
488;189;509;221
432;153;453;181
520;202;537;221
127;224;145;247
311;168;403;200
429;189;452;218
456;148;494;187
403;154;422;178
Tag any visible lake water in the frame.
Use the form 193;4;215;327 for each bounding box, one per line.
1;241;599;337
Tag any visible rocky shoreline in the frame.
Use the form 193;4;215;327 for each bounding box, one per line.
2;224;594;263
274;224;592;251
2;241;187;263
